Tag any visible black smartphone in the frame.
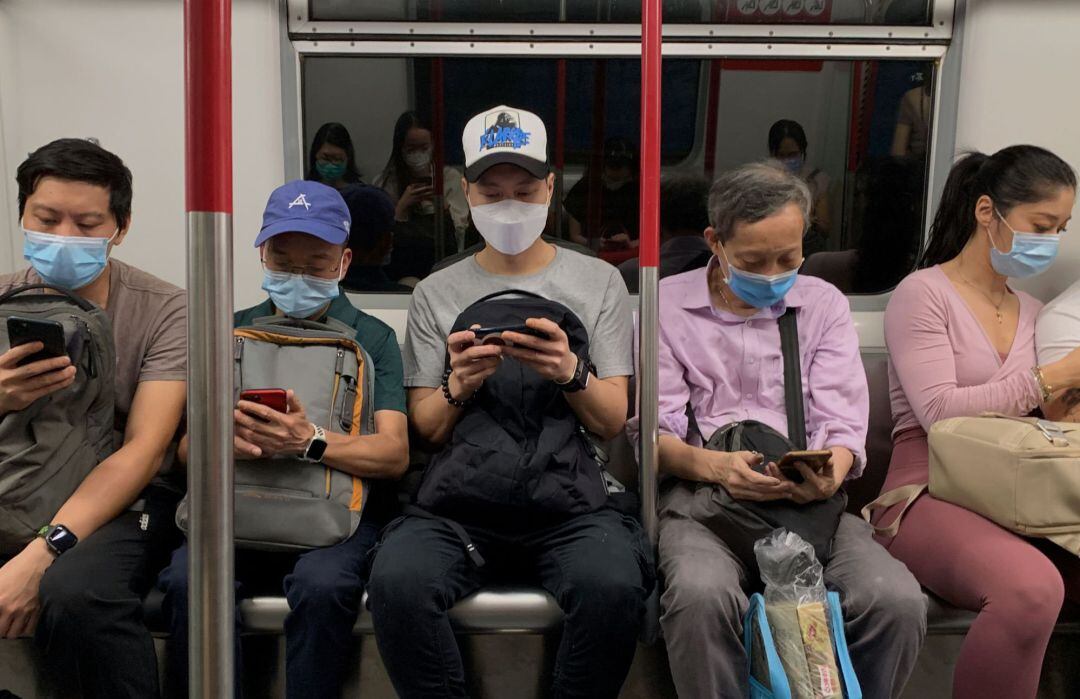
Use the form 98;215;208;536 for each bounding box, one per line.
7;316;67;367
472;324;551;347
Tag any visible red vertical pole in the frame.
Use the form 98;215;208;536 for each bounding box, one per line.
185;0;232;215
639;0;661;268
184;1;235;695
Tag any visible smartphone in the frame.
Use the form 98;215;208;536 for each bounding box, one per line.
472;324;551;347
776;449;832;484
239;388;288;414
7;316;67;367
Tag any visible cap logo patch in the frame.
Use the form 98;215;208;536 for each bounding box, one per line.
479;110;530;152
288;194;312;210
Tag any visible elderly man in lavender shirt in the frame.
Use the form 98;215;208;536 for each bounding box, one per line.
649;163;926;699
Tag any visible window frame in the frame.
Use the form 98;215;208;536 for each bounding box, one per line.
280;0;961;312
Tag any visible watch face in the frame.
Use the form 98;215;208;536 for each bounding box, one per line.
306;437;328;462
46;526;77;554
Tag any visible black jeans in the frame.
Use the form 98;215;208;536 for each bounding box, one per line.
157;522;379;699
32;486;181;699
367;507;654;699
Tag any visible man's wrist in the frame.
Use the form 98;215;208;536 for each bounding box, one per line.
555;355;578;385
25;537;56;566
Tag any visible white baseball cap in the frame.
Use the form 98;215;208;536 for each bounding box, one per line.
462;105;549;182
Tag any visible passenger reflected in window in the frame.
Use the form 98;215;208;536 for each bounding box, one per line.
768;119;830;255
563;137;640;264
375;111;468;282
891;70;932;161
802;157;923;294
339;184;413;293
619;171;712;293
306;122;363;190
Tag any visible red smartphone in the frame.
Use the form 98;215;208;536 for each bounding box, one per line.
239;388;288;414
776;449;832;484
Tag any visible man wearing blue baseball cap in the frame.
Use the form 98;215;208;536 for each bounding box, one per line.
158;180;409;698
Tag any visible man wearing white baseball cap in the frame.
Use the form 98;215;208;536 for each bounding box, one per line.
368;106;650;699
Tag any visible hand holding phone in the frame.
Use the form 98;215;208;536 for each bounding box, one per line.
7;316;67;367
0;317;76;414
775;449;832;484
472;324;551;347
239;388;288;414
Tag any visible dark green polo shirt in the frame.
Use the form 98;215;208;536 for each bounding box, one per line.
234;294;407;524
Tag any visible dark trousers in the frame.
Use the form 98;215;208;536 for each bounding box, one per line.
367;508;654;699
157;522;378;699
32;486;181;699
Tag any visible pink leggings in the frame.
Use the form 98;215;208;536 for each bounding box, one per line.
878;435;1080;699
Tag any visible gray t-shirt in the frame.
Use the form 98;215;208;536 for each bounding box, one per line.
403;247;634;387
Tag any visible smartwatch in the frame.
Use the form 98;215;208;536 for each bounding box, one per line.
557;355;594;393
37;524;78;557
303;424;328;463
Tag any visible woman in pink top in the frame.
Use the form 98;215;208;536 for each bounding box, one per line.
875;145;1080;698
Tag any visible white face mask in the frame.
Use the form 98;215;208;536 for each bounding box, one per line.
470;199;549;256
404;148;432;172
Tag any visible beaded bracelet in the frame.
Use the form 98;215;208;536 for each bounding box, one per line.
441;368;474;408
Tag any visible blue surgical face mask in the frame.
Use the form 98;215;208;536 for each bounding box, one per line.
720;245;800;308
23;227;117;290
987;209;1061;278
316;160;347;183
779;155;804;176
262;269;341;318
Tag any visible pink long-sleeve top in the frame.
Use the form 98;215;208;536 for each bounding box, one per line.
885;266;1044;448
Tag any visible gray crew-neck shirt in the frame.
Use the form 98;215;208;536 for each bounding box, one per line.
403;246;634;387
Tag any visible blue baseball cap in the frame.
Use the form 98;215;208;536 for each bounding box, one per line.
255;180;352;247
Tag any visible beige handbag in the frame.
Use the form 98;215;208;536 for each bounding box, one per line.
863;415;1080;555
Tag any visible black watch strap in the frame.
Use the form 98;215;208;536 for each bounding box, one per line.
558;355;593;393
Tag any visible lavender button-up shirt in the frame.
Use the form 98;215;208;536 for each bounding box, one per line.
653;263;869;477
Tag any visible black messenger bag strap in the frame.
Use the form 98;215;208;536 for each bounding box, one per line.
778;307;807;451
403;504;486;567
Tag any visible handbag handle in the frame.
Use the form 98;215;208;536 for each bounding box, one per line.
860;483;927;537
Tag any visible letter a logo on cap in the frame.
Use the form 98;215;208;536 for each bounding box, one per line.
288;194;312;210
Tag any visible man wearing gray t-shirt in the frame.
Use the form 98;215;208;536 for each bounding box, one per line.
368;106;651;699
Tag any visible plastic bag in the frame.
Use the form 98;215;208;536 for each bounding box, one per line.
755;529;843;699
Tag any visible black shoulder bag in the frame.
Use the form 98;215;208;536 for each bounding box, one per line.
687;307;847;575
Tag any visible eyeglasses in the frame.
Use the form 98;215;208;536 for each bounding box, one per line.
261;256;342;279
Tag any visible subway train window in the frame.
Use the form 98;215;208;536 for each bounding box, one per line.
302;56;931;293
309;0;932;25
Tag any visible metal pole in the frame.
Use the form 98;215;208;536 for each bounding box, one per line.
638;0;661;552
184;0;234;697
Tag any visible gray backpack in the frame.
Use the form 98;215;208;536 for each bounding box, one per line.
0;284;115;555
177;315;376;551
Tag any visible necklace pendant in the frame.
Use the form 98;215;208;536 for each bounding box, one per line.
996;311;1003;324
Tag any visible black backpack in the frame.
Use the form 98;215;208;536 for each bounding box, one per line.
416;290;609;525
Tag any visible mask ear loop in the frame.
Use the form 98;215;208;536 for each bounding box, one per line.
985;208;1014;254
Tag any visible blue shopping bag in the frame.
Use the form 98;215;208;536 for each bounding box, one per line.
743;591;861;699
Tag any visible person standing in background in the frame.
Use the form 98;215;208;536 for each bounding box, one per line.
768;119;830;255
306;122;363;190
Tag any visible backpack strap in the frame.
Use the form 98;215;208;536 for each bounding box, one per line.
778;307;807;450
403;504;486;567
0;283;97;312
